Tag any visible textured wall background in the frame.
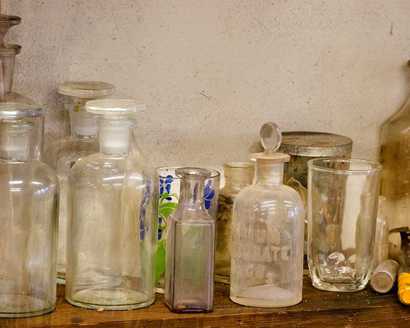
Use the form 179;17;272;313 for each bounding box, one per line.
4;0;410;167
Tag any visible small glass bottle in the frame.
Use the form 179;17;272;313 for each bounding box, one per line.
0;102;58;317
230;122;305;307
44;81;114;284
165;167;215;313
215;162;254;284
66;99;154;310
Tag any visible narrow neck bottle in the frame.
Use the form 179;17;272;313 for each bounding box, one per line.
223;163;254;195
98;117;131;156
0;120;35;161
178;174;207;212
254;159;284;186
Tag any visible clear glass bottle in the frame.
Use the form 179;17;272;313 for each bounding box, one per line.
216;162;254;284
380;71;410;251
0;15;33;104
0;102;58;317
44;81;114;284
66;99;154;310
165;167;215;313
230;122;305;307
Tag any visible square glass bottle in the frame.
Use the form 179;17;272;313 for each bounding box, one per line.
165;167;215;312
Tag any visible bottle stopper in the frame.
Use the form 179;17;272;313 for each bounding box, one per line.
251;122;290;162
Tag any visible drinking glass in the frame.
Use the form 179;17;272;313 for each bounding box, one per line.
307;159;381;292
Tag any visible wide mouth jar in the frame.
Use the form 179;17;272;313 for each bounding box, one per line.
308;158;382;175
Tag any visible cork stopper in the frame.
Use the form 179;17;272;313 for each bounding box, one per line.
251;122;290;162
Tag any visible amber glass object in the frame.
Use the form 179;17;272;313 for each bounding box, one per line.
215;162;254;284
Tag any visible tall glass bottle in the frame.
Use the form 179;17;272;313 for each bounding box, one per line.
380;70;410;251
0;102;58;317
0;15;33;104
165;167;215;313
216;162;254;284
44;81;114;284
230;122;304;307
66;99;154;310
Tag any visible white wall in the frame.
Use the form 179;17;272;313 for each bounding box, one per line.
5;0;410;167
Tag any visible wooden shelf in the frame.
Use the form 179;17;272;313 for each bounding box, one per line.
1;276;409;327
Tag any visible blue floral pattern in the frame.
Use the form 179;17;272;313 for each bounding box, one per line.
203;180;215;210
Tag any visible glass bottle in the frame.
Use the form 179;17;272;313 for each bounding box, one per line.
380;71;410;251
230;122;305;307
165;167;215;313
0;15;33;104
66;99;154;310
44;81;114;284
0;102;58;317
215;162;254;284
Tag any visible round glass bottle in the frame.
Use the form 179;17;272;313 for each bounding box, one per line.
66;99;154;310
215;162;254;284
0;102;58;317
44;81;114;284
380;70;410;251
230;122;305;307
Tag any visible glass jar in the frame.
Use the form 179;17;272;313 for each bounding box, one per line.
155;166;220;293
230;123;305;307
164;167;215;312
44;81;114;284
0;102;58;317
380;84;410;251
215;162;254;284
307;159;381;292
66;99;155;310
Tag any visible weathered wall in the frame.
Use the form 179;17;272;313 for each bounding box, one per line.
5;0;410;167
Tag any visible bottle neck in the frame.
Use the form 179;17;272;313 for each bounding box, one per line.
98;118;132;156
254;159;284;185
69;109;97;139
0;51;17;99
0;120;36;161
223;163;254;194
179;175;207;211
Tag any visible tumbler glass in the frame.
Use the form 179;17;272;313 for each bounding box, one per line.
307;159;382;292
154;166;220;293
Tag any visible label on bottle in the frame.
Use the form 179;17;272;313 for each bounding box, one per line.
398;272;410;305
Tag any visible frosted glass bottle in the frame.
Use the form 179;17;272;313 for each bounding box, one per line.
45;81;114;284
165;168;215;312
215;162;254;284
66;99;154;310
0;103;58;317
230;122;304;307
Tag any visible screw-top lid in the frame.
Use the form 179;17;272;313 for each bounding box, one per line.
251;122;290;162
58;81;115;99
0;102;42;119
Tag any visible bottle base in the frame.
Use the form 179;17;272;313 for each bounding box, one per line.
0;295;55;318
311;278;367;292
66;288;155;311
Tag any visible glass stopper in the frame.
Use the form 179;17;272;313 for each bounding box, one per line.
260;122;282;153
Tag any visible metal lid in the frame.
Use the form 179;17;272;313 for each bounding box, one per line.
58;81;115;99
279;131;353;157
0;102;43;119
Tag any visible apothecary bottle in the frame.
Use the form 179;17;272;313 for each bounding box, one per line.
380;75;410;251
216;162;254;284
165;168;215;312
230;122;304;307
0;102;58;317
44;81;114;284
66;99;155;310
